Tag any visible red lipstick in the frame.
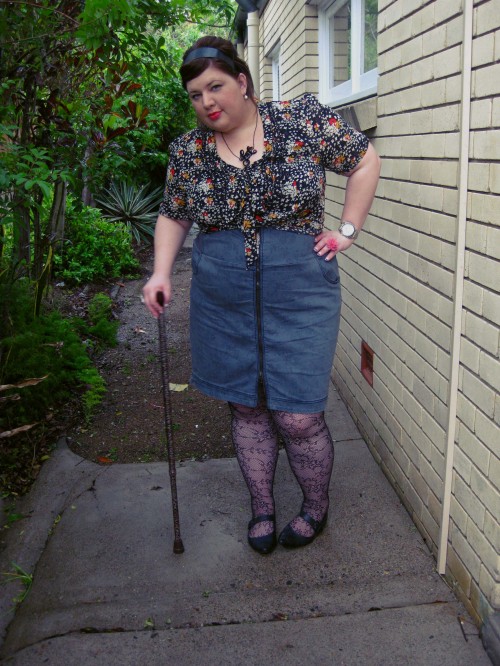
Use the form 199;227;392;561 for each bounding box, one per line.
208;111;221;121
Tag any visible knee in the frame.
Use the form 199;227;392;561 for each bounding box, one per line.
272;411;327;440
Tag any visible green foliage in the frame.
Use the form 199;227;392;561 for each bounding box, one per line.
0;283;104;429
2;563;33;608
95;182;162;244
86;293;119;349
54;203;139;284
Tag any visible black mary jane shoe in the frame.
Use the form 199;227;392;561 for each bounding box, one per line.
247;514;277;555
278;510;328;549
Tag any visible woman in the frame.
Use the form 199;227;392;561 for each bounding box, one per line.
143;36;380;555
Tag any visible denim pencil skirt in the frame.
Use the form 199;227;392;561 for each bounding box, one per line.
189;228;342;413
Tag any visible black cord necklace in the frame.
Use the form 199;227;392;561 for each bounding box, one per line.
220;110;259;167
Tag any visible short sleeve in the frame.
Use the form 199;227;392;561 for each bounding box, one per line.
158;138;189;220
299;93;369;174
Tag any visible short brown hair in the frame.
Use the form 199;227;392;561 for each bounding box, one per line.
180;36;256;101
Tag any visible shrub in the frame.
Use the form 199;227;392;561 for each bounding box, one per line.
95;181;162;245
54;203;139;285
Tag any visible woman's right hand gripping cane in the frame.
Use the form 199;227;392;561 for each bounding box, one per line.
142;215;193;319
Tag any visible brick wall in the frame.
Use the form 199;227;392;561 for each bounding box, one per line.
259;0;319;100
256;0;499;623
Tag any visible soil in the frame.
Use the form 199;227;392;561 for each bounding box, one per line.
66;242;234;465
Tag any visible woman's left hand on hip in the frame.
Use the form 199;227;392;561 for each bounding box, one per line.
314;231;353;261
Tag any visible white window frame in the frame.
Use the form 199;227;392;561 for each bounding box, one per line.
316;0;378;106
269;42;282;100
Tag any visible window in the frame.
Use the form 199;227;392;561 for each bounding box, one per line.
269;43;282;100
317;0;378;106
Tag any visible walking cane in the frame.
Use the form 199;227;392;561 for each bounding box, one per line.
157;292;185;554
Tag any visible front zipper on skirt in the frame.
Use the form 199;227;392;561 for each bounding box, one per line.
255;230;266;403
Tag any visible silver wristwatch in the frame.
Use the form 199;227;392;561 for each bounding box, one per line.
338;221;359;240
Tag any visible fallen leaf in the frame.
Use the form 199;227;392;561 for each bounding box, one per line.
97;456;114;464
169;383;188;392
0;423;38;438
0;376;49;391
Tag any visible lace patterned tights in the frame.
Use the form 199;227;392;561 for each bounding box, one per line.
229;403;334;539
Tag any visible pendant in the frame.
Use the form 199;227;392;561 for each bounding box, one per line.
239;146;257;167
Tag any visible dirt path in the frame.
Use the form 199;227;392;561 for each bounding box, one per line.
67;245;233;465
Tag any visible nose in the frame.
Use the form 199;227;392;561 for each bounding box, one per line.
202;91;214;109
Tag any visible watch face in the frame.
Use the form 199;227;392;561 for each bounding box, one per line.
341;223;356;237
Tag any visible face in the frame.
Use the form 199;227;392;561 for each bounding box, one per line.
186;63;248;132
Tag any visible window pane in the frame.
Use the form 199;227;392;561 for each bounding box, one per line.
364;0;377;73
330;1;351;88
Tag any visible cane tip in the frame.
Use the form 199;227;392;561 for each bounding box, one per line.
173;540;185;554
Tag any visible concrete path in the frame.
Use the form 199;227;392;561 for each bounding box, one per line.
0;386;491;665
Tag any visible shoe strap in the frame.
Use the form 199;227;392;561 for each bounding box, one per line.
299;510;324;534
248;514;275;529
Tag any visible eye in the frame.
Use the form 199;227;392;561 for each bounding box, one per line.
211;84;221;91
190;93;201;101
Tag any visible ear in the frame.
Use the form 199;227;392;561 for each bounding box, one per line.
237;72;248;95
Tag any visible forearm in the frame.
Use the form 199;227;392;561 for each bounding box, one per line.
152;215;193;278
341;143;381;229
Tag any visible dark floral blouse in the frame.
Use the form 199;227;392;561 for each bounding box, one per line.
159;93;369;267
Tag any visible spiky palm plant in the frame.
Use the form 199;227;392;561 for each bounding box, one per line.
95;182;163;245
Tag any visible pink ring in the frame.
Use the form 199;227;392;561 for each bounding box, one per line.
326;238;338;252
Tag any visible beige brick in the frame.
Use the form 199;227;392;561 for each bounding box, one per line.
479;564;500;610
486;226;500;260
490;164;500;194
450;495;469;534
472;130;500;162
460;338;481;373
410;418;432;459
432;104;460;132
464;311;499;356
490;97;500;126
462;281;483;316
457;421;491;476
475;408;500;459
469;162;492;192
426;313;451;349
450;522;482;580
413;330;438;368
447;541;472;597
473;62;500;98
402;34;424;63
461;368;496;419
475;1;500;37
484;510;500;552
479;352;500;394
466;520;499;578
470;99;493;129
490;455;500;492
471;466;500;520
410;460;430;505
467;252;500;294
428;211;456;243
457;393;477;432
430;160;459;188
482;289;500;326
420;455;444;497
433;45;461;78
472;31;496;68
453;474;486;534
454;446;473;484
466;221;488;253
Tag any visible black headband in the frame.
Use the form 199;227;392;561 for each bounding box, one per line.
182;47;236;71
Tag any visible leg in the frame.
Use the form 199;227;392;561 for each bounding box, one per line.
273;411;334;539
228;402;279;539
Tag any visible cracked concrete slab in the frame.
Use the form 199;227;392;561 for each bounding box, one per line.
0;387;490;664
